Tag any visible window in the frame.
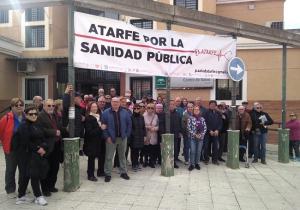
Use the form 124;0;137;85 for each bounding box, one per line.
0;10;9;24
76;7;119;20
25;26;45;48
130;19;153;29
25;78;45;100
270;21;283;30
174;0;198;10
216;79;242;100
130;77;153;100
25;8;44;22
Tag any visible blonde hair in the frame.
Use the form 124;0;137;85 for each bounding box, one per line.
10;97;24;107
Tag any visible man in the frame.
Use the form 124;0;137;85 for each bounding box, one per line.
63;85;86;155
169;100;182;168
125;90;136;104
174;97;184;161
110;88;117;98
37;99;62;196
203;100;223;165
104;95;112;110
195;97;207;115
156;103;165;165
97;96;106;113
102;97;132;182
96;88;105;101
217;103;229;162
181;103;194;165
236;105;252;162
33;96;43;112
250;102;273;164
0;98;25;198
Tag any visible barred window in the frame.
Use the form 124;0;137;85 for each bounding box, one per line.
25;26;45;48
0;10;9;24
130;19;153;29
25;78;45;101
216;79;242;100
174;0;198;10
270;21;283;30
130;77;152;100
25;8;44;22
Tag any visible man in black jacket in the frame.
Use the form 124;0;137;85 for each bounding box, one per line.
169;100;182;168
37;99;62;197
203;100;223;165
250;102;273;164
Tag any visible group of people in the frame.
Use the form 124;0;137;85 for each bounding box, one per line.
1;85;300;206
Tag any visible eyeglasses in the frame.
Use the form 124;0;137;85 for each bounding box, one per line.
133;107;140;110
14;104;24;107
256;107;262;109
147;107;154;110
28;113;38;116
47;105;55;108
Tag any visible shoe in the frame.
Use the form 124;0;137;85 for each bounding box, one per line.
252;159;258;163
105;176;111;182
97;171;105;177
188;165;194;171
204;161;209;165
35;196;47;206
120;173;130;180
218;158;225;162
149;163;155;168
42;191;51;197
88;176;98;182
79;150;84;156
132;166;138;172
212;161;219;165
195;164;201;170
49;187;58;193
16;196;33;205
174;163;179;168
7;192;17;199
261;160;267;164
184;161;189;165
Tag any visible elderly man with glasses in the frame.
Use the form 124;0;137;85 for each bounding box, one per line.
250;102;273;164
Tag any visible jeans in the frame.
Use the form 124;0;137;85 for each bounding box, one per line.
104;138;127;176
190;139;203;166
4;152;18;194
289;141;300;158
253;133;267;161
183;133;190;162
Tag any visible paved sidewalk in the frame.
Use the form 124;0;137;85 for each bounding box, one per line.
0;144;299;210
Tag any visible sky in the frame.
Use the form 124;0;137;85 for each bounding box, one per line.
284;0;300;29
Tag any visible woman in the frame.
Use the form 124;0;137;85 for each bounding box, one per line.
286;112;300;161
143;103;159;168
0;98;25;198
84;102;103;181
13;105;48;206
187;105;207;171
130;104;146;171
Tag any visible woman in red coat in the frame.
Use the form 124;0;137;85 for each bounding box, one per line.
286;112;300;161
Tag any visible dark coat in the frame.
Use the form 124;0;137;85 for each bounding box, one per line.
170;110;182;139
130;113;146;149
250;110;273;134
36;110;62;154
84;115;103;157
203;109;223;133
157;112;166;144
13;120;49;179
62;93;85;138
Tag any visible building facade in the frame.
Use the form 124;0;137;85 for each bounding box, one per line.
0;0;299;132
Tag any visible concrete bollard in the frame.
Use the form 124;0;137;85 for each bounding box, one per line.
63;137;80;192
226;130;240;169
278;128;290;163
161;134;174;177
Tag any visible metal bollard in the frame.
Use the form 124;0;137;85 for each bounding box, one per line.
63;137;80;192
226;130;240;169
161;134;174;177
278;128;290;163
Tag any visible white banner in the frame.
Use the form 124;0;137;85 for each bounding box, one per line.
74;12;236;79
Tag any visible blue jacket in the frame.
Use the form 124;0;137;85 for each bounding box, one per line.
203;109;223;133
101;107;132;143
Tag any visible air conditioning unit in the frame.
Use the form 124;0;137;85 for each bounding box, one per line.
17;61;36;73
